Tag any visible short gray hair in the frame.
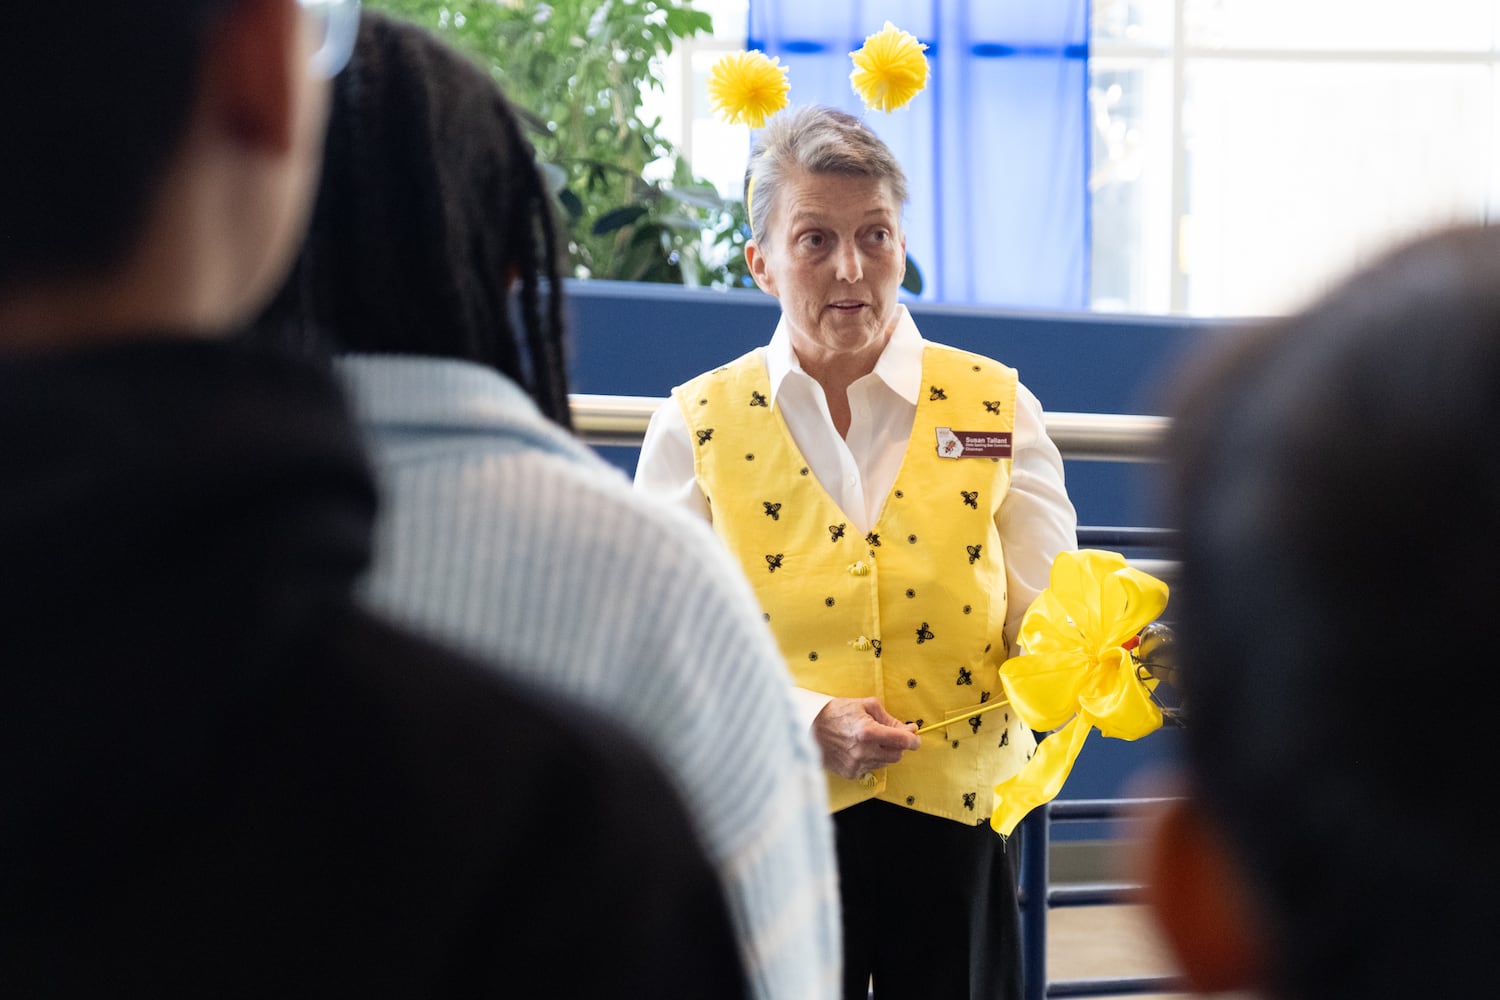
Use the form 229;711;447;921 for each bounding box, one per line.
744;105;908;242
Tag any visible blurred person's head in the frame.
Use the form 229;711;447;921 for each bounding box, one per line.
0;1;352;348
1148;224;1500;999
256;12;571;427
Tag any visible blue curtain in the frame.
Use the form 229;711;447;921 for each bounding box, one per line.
747;1;1089;309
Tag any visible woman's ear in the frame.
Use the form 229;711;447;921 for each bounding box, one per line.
1143;798;1268;994
745;241;776;296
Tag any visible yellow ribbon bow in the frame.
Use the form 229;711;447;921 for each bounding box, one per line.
990;550;1169;835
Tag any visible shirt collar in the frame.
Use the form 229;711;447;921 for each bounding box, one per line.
764;304;925;407
335;354;596;464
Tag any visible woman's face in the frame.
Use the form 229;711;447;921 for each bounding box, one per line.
746;169;906;367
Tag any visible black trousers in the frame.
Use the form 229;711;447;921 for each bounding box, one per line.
835;799;1022;1000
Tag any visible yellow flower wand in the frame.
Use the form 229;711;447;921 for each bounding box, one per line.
989;550;1171;835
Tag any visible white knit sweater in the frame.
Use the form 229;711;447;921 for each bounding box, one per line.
337;354;840;1000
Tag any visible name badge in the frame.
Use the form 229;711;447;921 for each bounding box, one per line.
936;427;1013;459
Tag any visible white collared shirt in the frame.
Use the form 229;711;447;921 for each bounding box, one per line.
635;306;1078;725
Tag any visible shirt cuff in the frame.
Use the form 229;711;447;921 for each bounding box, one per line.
791;686;834;734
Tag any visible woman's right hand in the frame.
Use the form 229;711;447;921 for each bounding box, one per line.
812;696;921;780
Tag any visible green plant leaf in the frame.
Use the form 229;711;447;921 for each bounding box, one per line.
592;204;650;235
629;222;667;248
367;0;750;289
902;254;925;295
656;213;706;235
557;189;585;222
663;183;725;212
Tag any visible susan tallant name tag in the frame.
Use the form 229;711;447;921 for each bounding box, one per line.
936;427;1013;459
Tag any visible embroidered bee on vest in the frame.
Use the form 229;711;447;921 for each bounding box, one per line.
967;544;983;564
749;390;768;407
763;501;781;521
696;428;714;445
865;531;881;547
956;666;972;685
999;730;1010;748
829;523;846;542
963;792;977;811
915;622;934;644
765;553;784;572
929;386;947;401
969;715;983;734
961;491;978;509
980;691;991;703
983;400;1002;415
871;639;882;659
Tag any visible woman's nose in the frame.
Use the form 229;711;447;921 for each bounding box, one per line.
835;244;863;282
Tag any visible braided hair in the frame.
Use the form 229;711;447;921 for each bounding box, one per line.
259;11;571;427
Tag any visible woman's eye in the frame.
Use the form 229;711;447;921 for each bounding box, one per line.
802;233;825;249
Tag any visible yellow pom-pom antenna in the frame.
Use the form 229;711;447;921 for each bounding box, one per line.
708;50;791;129
849;20;930;113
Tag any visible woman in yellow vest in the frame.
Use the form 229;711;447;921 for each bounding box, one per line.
635;105;1077;1000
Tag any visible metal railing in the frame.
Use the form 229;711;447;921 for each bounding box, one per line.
1019;799;1187;999
570;394;1171;462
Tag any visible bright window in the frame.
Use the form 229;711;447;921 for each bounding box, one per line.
1091;0;1500;315
652;1;1500;316
641;0;752;198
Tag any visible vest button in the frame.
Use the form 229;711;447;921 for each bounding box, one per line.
849;636;872;651
906;796;915;806
848;561;870;576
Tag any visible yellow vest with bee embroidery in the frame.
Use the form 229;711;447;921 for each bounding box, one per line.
676;343;1037;824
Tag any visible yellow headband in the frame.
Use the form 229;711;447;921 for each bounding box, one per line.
719;23;929;240
708;22;929;127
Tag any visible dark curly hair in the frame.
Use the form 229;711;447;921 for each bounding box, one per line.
257;11;571;427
